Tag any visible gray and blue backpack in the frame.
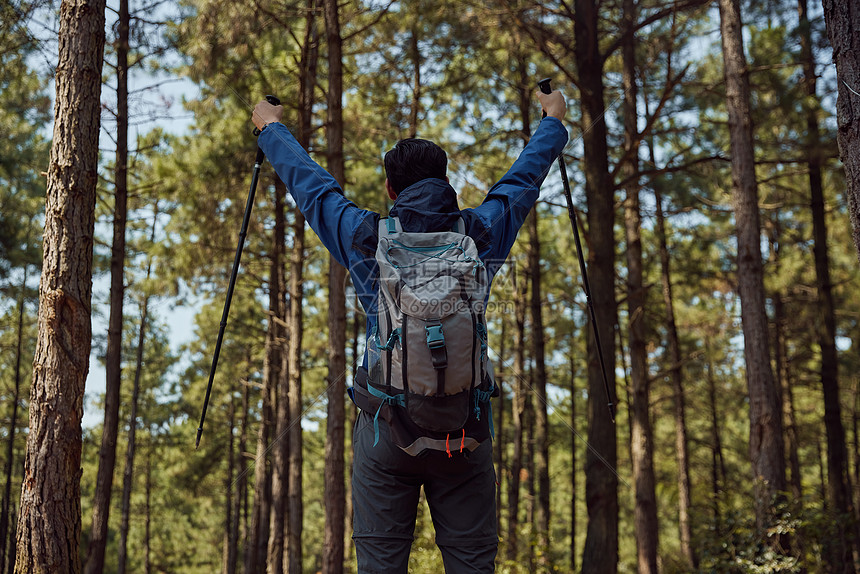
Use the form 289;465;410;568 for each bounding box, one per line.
353;216;496;456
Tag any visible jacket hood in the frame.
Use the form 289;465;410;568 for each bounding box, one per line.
389;178;461;232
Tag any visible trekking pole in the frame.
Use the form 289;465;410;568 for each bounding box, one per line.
196;94;281;448
538;78;616;423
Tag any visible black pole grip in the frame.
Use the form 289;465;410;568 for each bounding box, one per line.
538;78;552;118
253;94;282;136
538;78;552;94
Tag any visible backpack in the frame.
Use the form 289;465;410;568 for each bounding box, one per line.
354;216;496;455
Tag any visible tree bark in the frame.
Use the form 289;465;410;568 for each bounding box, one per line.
14;0;106;570
569;344;578;573
246;349;274;574
323;0;347;571
652;159;695;570
223;395;237;574
0;268;27;574
494;319;506;535
505;262;527;562
705;336;726;530
718;0;787;530
622;2;658;569
144;450;151;574
266;177;288;574
575;1;619;571
821;0;860;262
117;213;155;574
516;55;551;567
408;24;421;138
801;0;858;568
83;0;127;569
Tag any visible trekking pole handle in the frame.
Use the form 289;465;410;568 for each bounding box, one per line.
252;94;282;137
538;78;553;119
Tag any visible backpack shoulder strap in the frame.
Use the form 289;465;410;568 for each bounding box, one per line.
379;216;402;238
452;217;465;235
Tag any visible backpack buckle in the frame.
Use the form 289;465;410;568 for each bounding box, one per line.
425;323;448;369
425;324;445;348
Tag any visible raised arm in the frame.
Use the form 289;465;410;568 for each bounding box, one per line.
252;101;374;268
470;89;568;264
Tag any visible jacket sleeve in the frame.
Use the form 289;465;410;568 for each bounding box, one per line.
258;123;375;268
469;117;568;263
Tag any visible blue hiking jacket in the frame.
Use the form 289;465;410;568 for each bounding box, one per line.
258;118;568;369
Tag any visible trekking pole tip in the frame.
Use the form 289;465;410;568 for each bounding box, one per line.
195;427;203;449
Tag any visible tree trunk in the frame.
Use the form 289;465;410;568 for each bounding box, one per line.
117;202;158;574
706;336;726;530
223;395;237;574
569;344;578;573
801;0;857;568
643;69;697;566
83;0;128;569
408;24;420;138
516;57;551;567
494;319;506;535
284;7;317;570
117;287;151;574
246;355;274;574
0;267;27;574
653;163;695;570
15;0;106;570
237;382;250;568
505;263;527;562
144;450;151;574
6;501;16;574
267;176;288;574
622;2;658;569
575;1;619;571
718;0;787;531
821;0;860;262
323;0;347;571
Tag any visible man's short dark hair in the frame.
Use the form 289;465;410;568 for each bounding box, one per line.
384;138;447;195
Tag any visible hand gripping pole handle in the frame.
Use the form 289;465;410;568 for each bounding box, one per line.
537;78;616;423
253;94;282;137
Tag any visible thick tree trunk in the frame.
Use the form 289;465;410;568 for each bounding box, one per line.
718;0;787;530
622;3;658;568
323;0;347;571
821;0;860;261
15;0;106;570
0;268;27;574
267;177;288;574
802;1;858;568
83;0;128;570
575;1;619;571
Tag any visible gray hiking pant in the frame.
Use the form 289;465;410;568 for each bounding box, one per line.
352;410;498;573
